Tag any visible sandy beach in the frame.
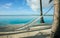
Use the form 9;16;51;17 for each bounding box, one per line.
0;24;52;38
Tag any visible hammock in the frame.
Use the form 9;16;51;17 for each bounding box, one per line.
16;16;42;30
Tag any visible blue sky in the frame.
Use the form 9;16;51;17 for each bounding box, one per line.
0;0;54;15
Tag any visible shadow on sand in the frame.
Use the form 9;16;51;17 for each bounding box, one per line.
21;32;50;38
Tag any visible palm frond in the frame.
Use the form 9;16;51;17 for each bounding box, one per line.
49;0;53;3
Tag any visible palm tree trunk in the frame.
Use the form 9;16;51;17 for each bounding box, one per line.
51;0;60;38
40;0;44;23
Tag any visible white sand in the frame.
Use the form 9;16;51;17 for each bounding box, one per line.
0;25;51;38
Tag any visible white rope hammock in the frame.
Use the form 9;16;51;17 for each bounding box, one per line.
16;16;42;30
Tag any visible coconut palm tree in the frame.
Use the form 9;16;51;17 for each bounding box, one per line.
49;0;60;38
40;0;45;23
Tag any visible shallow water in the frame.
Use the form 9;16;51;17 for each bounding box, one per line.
0;16;53;26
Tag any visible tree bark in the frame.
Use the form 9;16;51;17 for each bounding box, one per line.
40;0;45;23
51;0;60;38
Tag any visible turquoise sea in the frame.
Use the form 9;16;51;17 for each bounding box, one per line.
0;16;53;26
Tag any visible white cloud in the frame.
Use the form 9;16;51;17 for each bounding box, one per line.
1;3;12;8
42;0;49;8
26;0;53;11
26;0;40;11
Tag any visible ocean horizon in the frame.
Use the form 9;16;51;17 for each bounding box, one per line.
0;16;53;26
